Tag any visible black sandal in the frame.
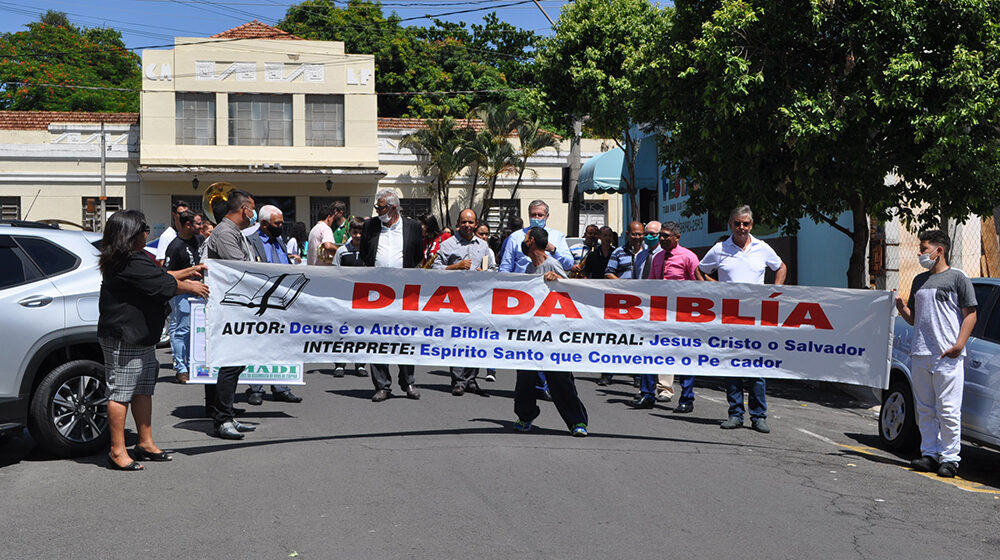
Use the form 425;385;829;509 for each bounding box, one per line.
132;446;173;462
107;454;144;471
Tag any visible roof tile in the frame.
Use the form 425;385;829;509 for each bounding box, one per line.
211;20;302;40
0;111;139;130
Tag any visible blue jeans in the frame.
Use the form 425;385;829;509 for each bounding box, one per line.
639;374;657;398
678;375;695;405
726;377;767;419
168;295;191;374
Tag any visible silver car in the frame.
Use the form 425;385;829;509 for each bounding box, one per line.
0;223;108;457
880;278;1000;451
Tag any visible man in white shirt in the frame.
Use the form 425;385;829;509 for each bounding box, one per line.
155;199;190;266
359;189;424;402
698;205;786;433
307;203;339;265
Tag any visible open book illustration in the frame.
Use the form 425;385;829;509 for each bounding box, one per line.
221;271;309;316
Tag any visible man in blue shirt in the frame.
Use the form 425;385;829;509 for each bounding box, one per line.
245;205;302;405
499;200;574;273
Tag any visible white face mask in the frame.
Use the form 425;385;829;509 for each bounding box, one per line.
378;212;392;224
918;252;937;269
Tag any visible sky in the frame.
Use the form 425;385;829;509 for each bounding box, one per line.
0;0;572;50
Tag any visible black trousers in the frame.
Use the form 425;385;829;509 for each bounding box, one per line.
450;367;479;388
370;363;415;391
206;365;244;425
514;370;588;429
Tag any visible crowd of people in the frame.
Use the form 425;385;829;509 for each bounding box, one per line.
97;187;973;479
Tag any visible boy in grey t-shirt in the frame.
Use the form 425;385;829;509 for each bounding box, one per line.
895;229;977;478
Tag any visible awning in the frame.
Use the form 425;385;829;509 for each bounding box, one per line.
578;135;658;193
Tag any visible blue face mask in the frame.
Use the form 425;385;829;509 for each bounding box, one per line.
248;209;258;227
644;234;658;248
529;218;546;229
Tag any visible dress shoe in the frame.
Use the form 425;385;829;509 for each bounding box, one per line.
720;416;744;429
911;455;938;472
937;461;959;478
246;392;264;406
175;373;189;384
132;446;172;462
213;422;245;440
673;402;694;414
372;389;390;402
332;367;345;377
628;395;656;409
231;419;257;432
355;365;368;377
452;385;466;396
751;418;771;433
597;374;612;386
404;385;421;400
273;391;302;403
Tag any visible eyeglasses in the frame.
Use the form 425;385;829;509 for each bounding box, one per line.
732;221;752;227
373;204;390;213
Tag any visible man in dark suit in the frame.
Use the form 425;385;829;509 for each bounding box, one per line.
360;189;424;402
244;204;302;405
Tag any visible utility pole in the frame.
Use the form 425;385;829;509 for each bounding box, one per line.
99;119;107;232
532;0;555;26
567;117;582;236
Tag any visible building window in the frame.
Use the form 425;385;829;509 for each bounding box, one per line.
175;93;216;145
81;197;123;232
306;95;345;147
399;198;431;219
578;200;607;232
309;196;350;227
486;199;520;232
0;197;20;221
228;93;292;146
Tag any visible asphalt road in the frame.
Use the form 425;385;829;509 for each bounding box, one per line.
1;349;999;559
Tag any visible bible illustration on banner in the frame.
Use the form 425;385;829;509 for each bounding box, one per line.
202;260;894;389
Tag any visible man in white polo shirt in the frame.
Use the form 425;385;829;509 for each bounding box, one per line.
698;205;786;433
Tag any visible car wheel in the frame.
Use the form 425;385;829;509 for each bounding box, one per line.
879;377;919;452
27;359;109;457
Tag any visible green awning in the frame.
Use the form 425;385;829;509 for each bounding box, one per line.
578;135;659;193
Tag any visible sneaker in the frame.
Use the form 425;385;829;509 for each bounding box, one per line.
751;418;771;433
910;456;938;472
936;461;959;478
571;423;588;437
485;370;497;382
513;419;533;432
720;416;744;429
332;367;345;378
355;365;368;377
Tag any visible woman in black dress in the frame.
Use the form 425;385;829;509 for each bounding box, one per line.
99;210;210;471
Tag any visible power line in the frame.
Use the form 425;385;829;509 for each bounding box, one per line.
2;79;528;96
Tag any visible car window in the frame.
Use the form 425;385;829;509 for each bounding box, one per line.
973;284;996;334
14;236;80;277
0;245;43;289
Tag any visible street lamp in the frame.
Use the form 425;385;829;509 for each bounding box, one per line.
192;177;200;191
325;178;332;192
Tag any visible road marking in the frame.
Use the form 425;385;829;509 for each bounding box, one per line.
796;428;1000;495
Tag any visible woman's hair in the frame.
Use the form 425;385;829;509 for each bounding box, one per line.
99;209;146;277
290;221;308;244
419;213;441;239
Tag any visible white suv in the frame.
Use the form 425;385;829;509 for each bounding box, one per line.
0;223;108;457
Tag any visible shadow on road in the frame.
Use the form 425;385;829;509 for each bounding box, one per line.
843;432;1000;490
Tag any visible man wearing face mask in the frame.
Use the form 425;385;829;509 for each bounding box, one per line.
202;186;260;439
498;200;574;273
244;205;303;406
360;189;425;402
698;205;786;434
895;229;977;478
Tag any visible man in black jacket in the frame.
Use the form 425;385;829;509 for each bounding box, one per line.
360;189;424;402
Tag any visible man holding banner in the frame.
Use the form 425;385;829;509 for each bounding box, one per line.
433;208;496;396
698;205;787;433
361;189;424;402
512;227;589;437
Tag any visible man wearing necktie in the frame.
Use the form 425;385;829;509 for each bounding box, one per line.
244;205;303;405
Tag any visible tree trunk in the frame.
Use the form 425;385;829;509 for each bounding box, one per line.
439;177;452;228
847;193;869;289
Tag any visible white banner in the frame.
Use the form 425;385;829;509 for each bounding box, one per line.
188;299;305;385
203;259;894;388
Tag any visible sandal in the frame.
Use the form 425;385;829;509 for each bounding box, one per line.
107;454;144;471
132;446;173;462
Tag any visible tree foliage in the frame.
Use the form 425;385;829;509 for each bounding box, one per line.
644;0;1000;287
400;116;474;228
535;0;670;219
0;11;140;111
278;1;543;119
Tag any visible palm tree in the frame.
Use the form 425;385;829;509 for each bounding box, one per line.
465;102;519;221
400;116;472;228
501;118;561;230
